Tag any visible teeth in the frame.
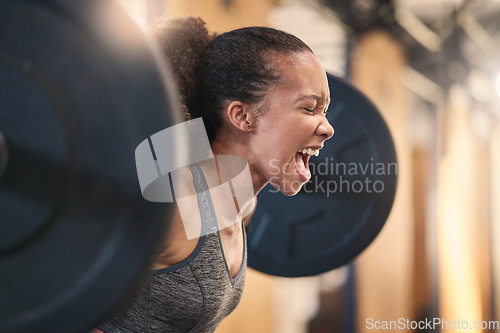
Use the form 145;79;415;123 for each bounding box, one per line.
297;148;321;156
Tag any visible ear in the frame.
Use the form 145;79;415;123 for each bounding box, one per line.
226;100;255;133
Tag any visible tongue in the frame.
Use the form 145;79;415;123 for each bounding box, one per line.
295;152;310;181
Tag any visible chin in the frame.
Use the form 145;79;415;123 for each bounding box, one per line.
280;188;301;196
271;179;304;196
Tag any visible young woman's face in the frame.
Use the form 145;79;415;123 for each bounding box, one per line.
250;51;334;195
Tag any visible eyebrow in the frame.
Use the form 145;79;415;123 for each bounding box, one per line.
296;94;331;105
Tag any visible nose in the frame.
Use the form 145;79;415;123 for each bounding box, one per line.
316;117;334;141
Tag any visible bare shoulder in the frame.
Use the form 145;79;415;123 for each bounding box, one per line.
152;166;202;270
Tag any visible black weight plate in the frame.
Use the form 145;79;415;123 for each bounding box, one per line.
0;1;180;332
247;73;397;277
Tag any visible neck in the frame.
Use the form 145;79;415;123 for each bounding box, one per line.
211;133;268;195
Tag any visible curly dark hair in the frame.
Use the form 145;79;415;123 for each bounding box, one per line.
151;17;313;142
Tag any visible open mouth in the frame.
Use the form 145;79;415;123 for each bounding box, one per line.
294;148;320;182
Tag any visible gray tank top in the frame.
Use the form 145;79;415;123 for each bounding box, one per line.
97;164;247;332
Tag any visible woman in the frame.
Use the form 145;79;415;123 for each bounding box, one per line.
97;17;334;332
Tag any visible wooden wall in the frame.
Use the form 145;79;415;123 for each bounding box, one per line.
349;30;414;332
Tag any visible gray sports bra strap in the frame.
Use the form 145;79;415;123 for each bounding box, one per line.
187;163;219;234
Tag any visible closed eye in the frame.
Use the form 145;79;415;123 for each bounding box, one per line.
304;107;329;116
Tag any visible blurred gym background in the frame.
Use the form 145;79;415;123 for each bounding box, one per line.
115;0;500;332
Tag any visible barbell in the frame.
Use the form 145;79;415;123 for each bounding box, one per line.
0;0;397;332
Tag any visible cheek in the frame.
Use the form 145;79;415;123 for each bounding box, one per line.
253;114;306;170
257;127;300;170
256;127;291;157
